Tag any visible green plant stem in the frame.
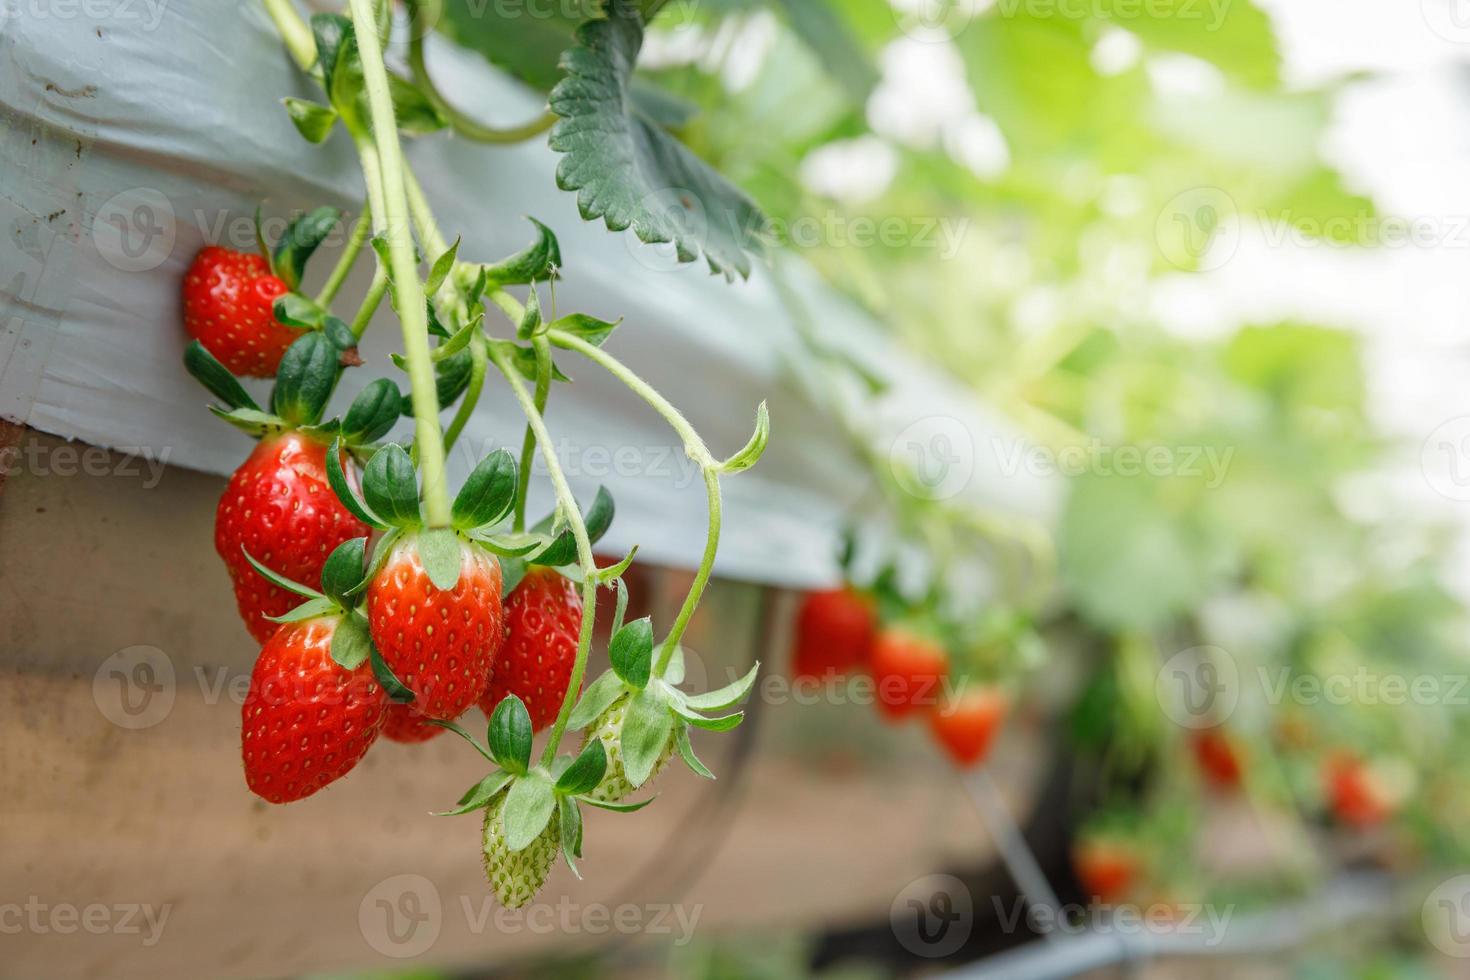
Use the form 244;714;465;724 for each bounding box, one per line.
443;334;487;453
347;0;452;528
349;268;388;339
488;342;598;768
512;334;553;532
405;0;556;144
262;0;316;72
315;203;372;307
546;328;722;674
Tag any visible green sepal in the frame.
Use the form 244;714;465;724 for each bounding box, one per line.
253;203;270;268
320;315;357;352
674;720;714;780
716;400;769;474
273;293;326;330
388;70;447;135
558;797;584;878
272;207;342;292
431;312;483;362
311;13;350;90
619;684;674;789
418;527;462;591
271;331;339;426
426;236;460;296
183;341;259;411
555;739;607;796
502;771;557;853
490;340;572;385
361;444;422;527
608;577;629;637
516;285;542;340
313;13;365;132
548;313;621;349
208;406;290;438
670;701;744;732
241;546;323;600
682;661;761;711
341;378;402;446
407;348;474;414
530;486;614;566
664;646;685;685
608;616;653;690
320;537;368;607
326;437;389;528
369;639;415;703
568;669;627;730
579;796;654;813
283;97;337;143
329;611;373;670
265;595;337;624
488;694;533;774
436;769;513;816
346;526;401;597
595;547;638;583
425;299;450;339
470;531;549;559
483;216;561;286
452;449;518;530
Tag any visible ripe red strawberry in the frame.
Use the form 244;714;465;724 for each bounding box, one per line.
382;703;445;744
366;535;502;720
241;615;388;803
215;432;369;643
1073;839;1138;903
928;684;1008;766
1323;753;1394;828
1191;727;1242;789
870;627;948;721
479;567;582;732
791;587;875;680
183;245;299;377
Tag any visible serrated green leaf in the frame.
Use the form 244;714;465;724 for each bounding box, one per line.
674;720;714;780
502;771;556;852
619;685;673;789
548;9;770;279
555;739;607;796
418;527;463;591
321;537;368;606
771;0;878;105
271;331;339;427
558;797;584;877
273;207;342;292
452;449;518;530
362;444;422;527
183;341;260;411
326;437;389;528
283;97;337;143
683;661;760;711
341;378;402;446
488;694;533;774
330;611;372;669
609;617;653;690
437;769;513;816
568;669;626;731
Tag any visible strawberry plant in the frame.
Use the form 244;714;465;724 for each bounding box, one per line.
180;0;772;910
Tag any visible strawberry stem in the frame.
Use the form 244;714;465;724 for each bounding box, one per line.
261;0;315;73
347;0;452;527
315;203;372;308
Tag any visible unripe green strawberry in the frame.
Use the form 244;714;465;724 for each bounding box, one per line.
481;791;558;909
581;695;675;803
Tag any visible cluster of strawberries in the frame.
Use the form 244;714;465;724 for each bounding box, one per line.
183;243;582;805
790;586;1011;769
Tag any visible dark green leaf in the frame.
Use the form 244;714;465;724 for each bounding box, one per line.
555;739;607;796
548;9;770;279
629;78;698;128
488;694;533;774
271;331;340;426
273;292;326;329
273;207;342;291
452;449;518;530
482;217;562;286
418;527;463;591
362;444;422;527
320;315;357;352
321;537;368;606
388;70;447;135
311;13;350;90
330;611;372;670
609;616;653;690
341;378;402;445
771;0;878;105
283;97;337;143
531;486;614;567
435;0;592;91
499;555;528;595
183;340;259;411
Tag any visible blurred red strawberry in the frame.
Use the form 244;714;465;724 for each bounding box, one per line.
1192;727;1243;789
870;627;947;721
792;587;875;680
928;684;1008;767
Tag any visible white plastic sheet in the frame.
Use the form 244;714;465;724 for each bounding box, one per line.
0;3;1056;586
